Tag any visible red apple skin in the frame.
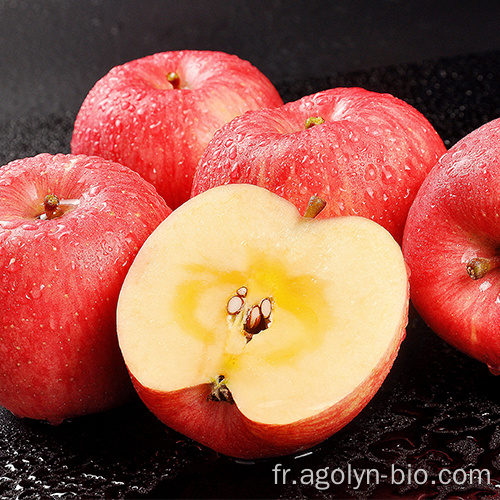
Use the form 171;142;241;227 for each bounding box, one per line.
0;153;171;423
192;87;446;244
402;117;500;374
129;308;407;459
71;50;284;210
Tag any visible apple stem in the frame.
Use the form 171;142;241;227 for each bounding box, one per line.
37;195;80;220
303;195;327;219
167;71;181;89
41;194;61;220
466;256;500;280
305;116;325;129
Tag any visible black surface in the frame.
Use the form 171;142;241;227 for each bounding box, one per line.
2;2;500;499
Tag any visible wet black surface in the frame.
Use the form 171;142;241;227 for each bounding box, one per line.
1;50;500;498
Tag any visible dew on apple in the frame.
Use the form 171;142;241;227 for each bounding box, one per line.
364;164;378;181
229;163;241;181
21;222;39;231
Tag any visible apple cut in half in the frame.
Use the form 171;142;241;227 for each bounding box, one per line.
117;184;409;459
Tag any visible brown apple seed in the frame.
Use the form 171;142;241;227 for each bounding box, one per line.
227;295;244;315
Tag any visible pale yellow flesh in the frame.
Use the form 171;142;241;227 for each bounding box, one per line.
117;184;408;425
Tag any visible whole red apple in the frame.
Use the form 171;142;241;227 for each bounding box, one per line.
0;153;171;423
403;117;500;375
117;184;409;459
71;50;283;210
192;87;446;244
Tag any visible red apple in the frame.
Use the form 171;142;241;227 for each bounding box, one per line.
191;87;446;244
71;50;283;210
0;153;171;423
403;117;500;375
117;184;409;459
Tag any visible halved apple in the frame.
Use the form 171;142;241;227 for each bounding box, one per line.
117;184;409;459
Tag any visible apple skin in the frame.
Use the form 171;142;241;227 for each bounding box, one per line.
0;153;171;423
71;50;284;210
192;87;446;244
129;327;405;459
402;117;500;374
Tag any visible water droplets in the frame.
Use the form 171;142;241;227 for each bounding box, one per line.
30;284;45;300
364;164;378;181
229;163;241;181
21;222;40;231
3;255;23;274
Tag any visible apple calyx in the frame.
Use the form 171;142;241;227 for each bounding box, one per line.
166;71;181;89
466;256;500;280
305;116;325;129
303;195;327;219
37;194;80;220
208;375;235;404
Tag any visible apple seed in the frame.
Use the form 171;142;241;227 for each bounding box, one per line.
237;286;248;297
305;116;325;129
227;295;244;315
260;298;272;319
246;305;262;332
208;375;234;404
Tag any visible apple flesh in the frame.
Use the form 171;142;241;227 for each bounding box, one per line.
191;87;447;244
0;153;171;423
117;184;409;458
403;117;500;375
71;50;284;210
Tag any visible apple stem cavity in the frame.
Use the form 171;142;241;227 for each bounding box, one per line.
305;116;325;129
208;375;234;404
303;195;327;219
466;257;500;280
167;71;181;89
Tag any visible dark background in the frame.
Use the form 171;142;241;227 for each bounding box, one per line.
1;1;500;499
1;0;500;119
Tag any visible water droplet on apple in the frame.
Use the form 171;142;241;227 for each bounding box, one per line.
21;222;39;231
364;164;378;181
5;257;21;273
0;229;11;243
30;284;45;300
228;146;238;160
230;164;241;181
299;183;308;196
0;220;19;230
